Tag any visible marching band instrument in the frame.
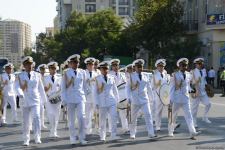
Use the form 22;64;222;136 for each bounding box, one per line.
158;83;171;106
117;82;129;110
205;84;214;98
95;76;104;94
93;109;99;129
48;90;62;104
168;104;172;125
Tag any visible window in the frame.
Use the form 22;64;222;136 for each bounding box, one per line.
85;4;96;13
119;7;129;15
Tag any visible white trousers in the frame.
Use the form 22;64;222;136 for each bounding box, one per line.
67;102;86;143
118;109;129;132
191;95;211;126
155;95;166;130
168;103;196;135
40;103;46;128
130;103;155;137
99;105;117;140
22;105;41;143
46;101;62;136
85;102;94;134
2;95;17;123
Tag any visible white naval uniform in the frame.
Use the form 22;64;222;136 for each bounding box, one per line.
191;68;211;126
44;74;62;137
94;74;119;140
40;74;47;128
84;70;98;134
128;72;155;138
153;70;170;130
63;68;87;143
1;73;17;123
19;71;47;143
109;70;129;132
169;71;196;136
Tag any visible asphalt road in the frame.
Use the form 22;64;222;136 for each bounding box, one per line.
0;94;225;150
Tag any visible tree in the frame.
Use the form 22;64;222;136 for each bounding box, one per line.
24;47;32;56
125;0;201;69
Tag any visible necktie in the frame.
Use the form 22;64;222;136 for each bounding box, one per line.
8;74;11;80
74;70;77;76
89;72;92;78
161;73;163;78
28;72;31;80
200;70;202;77
104;75;107;82
116;72;118;76
51;75;55;83
139;73;142;81
182;72;186;80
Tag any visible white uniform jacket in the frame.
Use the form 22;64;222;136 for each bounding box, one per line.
63;68;87;104
127;72;153;105
18;71;47;107
94;74;119;108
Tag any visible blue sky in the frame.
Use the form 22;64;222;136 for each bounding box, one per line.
0;0;57;41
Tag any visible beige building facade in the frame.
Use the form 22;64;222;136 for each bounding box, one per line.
182;0;225;70
55;0;136;30
0;19;31;66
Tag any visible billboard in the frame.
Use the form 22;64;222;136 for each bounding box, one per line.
207;14;225;25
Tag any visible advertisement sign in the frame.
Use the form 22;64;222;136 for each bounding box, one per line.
207;14;225;25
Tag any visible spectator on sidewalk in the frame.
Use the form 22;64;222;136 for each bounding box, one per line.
208;67;216;87
220;67;225;97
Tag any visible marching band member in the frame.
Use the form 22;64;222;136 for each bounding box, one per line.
109;59;129;134
1;63;18;125
191;58;212;127
94;59;101;75
84;57;98;134
125;64;134;104
153;59;170;132
128;59;155;139
37;64;48;129
94;61;120;141
63;54;87;145
18;56;47;146
169;58;198;139
44;62;62;138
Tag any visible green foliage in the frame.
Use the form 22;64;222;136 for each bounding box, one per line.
33;4;201;69
24;47;32;56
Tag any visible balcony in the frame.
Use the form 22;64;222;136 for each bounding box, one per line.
63;0;72;5
183;20;198;34
112;0;129;6
56;5;59;11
